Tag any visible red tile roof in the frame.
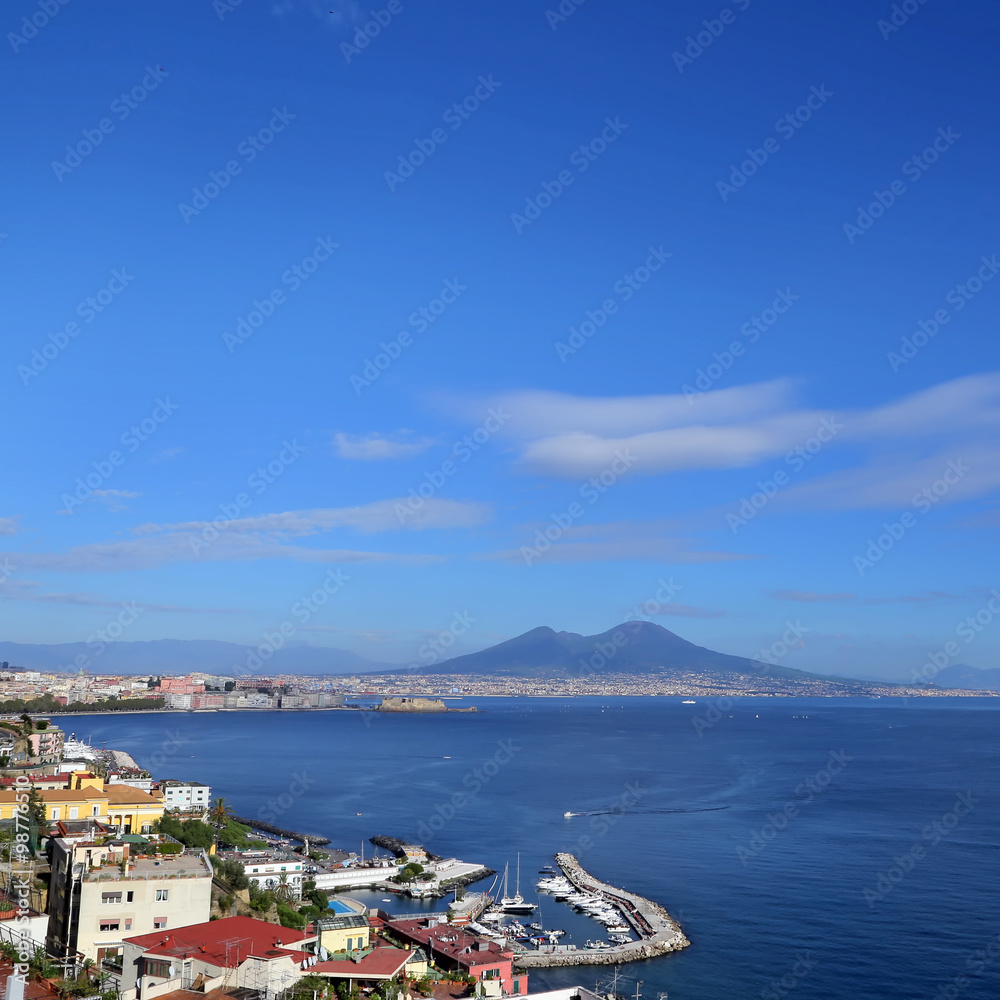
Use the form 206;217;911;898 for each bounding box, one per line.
311;948;412;979
124;916;314;967
387;920;512;967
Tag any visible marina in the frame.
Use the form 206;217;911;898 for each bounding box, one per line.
512;853;689;967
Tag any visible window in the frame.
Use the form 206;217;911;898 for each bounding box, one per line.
153;918;167;930
144;959;171;978
155;889;169;902
69;807;79;819
101;892;122;905
126;891;134;903
141;824;151;833
99;920;120;932
92;805;101;816
124;920;132;931
51;808;60;820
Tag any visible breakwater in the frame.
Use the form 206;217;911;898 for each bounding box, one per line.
232;815;331;846
513;853;689;968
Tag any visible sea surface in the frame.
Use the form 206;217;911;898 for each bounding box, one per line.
61;697;1000;1000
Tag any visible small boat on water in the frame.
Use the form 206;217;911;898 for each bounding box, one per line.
682;699;696;704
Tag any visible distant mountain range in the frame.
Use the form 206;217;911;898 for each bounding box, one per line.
0;628;994;689
929;664;1000;691
422;621;836;683
0;639;393;676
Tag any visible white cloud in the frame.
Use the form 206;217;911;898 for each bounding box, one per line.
0;518;18;536
468;375;1000;513
334;432;434;461
3;498;489;573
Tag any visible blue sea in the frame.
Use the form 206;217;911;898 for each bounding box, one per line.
63;697;1000;1000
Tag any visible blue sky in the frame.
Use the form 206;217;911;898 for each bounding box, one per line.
2;0;999;680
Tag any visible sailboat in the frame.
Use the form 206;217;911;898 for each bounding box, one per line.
501;854;536;914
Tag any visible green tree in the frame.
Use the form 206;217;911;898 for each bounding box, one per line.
209;797;231;827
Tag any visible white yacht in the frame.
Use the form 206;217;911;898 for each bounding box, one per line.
500;856;537;914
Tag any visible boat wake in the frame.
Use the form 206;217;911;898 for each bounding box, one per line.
564;806;730;817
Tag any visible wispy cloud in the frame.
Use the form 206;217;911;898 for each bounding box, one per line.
0;518;19;537
485;519;757;565
770;590;857;603
3;498;488;573
465;375;1000;503
0;580;244;614
334;432;435;461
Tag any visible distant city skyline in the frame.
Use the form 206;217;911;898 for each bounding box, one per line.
4;1;999;682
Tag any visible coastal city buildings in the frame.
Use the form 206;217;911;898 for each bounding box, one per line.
118;915;315;1000
47;835;213;967
217;847;304;899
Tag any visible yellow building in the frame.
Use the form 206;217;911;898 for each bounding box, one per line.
0;787;109;823
105;784;164;835
315;914;372;954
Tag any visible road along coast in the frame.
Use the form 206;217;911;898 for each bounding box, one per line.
514;853;689;968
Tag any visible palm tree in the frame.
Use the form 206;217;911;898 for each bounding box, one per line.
209;797;231;828
275;872;295;902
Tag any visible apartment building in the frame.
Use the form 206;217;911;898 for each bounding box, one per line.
158;780;211;813
118;915;315;1000
47;836;213;967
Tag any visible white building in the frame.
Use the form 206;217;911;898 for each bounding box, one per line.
220;849;303;899
159;780;211;812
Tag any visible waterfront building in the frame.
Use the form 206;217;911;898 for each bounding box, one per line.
0;787;109;824
217;849;303;899
118;915;315;1000
157;780;211;814
387;917;527;995
47;836;213;968
106;785;165;835
311;947;424;987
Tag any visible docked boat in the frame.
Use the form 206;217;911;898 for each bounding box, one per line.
500;857;537;914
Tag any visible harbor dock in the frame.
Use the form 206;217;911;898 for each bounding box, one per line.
513;853;689;968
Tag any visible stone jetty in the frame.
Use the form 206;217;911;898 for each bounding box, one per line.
513;853;689;968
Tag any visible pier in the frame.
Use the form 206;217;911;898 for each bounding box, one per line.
513;853;689;968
